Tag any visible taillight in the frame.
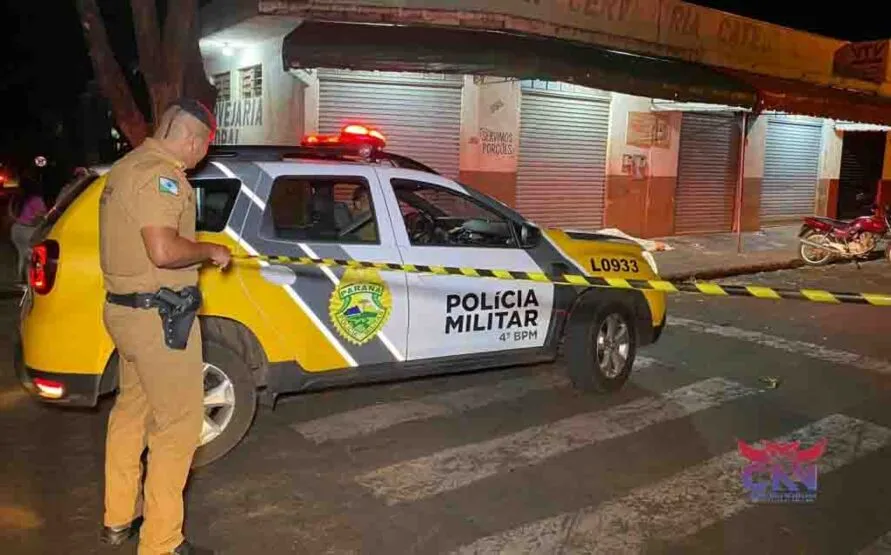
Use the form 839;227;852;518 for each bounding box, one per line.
29;240;59;295
33;377;65;399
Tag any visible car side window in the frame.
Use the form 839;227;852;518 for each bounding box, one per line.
391;178;519;248
189;178;240;233
261;176;379;244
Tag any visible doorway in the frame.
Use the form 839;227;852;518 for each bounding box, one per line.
837;131;886;219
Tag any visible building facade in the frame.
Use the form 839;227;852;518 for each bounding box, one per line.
198;1;891;238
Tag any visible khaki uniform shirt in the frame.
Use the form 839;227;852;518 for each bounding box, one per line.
99;138;198;295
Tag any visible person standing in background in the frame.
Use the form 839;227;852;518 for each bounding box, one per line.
8;173;47;285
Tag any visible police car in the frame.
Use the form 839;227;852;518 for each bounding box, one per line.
15;124;667;467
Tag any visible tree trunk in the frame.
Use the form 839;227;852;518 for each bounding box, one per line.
162;0;197;103
183;12;218;111
75;0;149;147
130;0;168;125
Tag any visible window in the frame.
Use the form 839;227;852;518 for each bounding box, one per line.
391;179;518;248
190;178;240;232
262;176;379;244
239;64;262;99
212;71;231;103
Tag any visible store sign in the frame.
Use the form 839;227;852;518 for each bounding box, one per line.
213;97;263;145
833;40;890;84
626;112;671;148
288;0;847;80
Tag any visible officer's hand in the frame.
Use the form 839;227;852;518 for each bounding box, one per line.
209;244;232;270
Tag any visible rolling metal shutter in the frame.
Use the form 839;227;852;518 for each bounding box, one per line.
516;81;610;230
761;115;824;222
317;69;463;179
674;112;742;234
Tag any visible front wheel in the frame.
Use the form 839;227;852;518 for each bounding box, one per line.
798;230;834;266
564;300;637;393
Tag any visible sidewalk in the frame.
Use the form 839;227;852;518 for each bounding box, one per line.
652;225;803;281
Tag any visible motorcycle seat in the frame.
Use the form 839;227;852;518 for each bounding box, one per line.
808;216;852;227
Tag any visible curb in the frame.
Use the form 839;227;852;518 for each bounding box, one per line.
662;258;803;282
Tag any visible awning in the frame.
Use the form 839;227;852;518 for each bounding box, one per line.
281;21;757;108
720;69;891;126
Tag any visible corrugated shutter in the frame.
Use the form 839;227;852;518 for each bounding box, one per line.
674;112;741;234
761;115;824;222
316;69;463;179
516;81;610;230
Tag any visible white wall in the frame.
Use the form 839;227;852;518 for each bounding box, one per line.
606;94;681;179
459;76;521;174
203;35;305;145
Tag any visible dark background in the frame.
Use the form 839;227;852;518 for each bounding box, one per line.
0;0;887;187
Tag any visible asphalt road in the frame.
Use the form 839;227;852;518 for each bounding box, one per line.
4;259;891;554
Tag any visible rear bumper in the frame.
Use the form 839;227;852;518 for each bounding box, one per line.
14;334;102;407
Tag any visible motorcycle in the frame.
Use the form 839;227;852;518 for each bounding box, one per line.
797;191;891;266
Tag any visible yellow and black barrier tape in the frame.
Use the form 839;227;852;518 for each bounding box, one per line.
232;254;891;307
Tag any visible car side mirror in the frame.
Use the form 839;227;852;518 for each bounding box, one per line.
519;223;539;247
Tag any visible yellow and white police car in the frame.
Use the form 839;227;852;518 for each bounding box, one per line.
15;125;667;467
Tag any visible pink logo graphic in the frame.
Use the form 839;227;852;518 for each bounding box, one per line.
738;438;828;503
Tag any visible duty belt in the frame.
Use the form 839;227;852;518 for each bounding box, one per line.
106;287;202;350
106;292;160;309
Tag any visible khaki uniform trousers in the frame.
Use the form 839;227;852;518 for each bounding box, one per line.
102;301;204;555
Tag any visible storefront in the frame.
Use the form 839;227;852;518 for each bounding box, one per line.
515;80;611;230
673;111;742;234
760;114;825;223
316;69;463;179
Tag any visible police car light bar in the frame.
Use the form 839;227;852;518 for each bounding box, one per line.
301;124;387;153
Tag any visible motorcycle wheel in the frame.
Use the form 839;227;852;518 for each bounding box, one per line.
799;230;833;266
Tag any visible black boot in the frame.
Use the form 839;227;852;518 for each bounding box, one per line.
171;539;214;555
99;517;142;546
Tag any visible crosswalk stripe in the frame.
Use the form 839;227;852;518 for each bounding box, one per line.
292;357;660;443
355;377;761;504
451;414;891;554
670;317;891;375
859;531;891;554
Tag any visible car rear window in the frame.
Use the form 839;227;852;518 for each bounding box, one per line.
30;171;100;245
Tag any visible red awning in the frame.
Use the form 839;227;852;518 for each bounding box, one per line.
721;68;891;126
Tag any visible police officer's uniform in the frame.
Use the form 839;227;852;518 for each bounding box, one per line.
99;135;204;554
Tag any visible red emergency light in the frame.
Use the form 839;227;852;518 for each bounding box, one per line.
301;124;387;151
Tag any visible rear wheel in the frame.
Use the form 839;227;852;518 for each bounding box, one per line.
798;230;833;266
191;333;258;468
565;299;637;393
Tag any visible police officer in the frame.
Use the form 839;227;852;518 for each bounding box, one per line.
98;98;230;555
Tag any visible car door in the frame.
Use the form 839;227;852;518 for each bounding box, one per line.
374;167;555;362
223;160;410;372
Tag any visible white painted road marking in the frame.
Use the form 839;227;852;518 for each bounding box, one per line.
293;357;660;443
671;317;891;375
355;377;761;504
860;531;891;554
452;414;891;555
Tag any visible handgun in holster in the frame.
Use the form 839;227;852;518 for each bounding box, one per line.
154;286;202;350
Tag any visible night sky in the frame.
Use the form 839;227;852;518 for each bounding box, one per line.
0;0;888;171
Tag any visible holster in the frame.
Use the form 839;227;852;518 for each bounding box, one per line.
153;286;202;350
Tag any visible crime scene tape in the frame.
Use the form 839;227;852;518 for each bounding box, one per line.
232;254;891;307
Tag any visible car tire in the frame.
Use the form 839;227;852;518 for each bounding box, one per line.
191;334;258;468
564;299;637;393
